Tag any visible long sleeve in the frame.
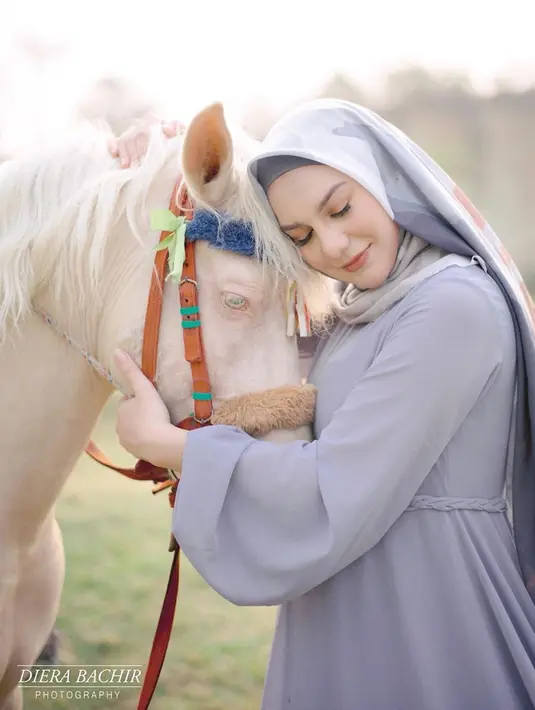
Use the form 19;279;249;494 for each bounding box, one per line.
172;272;506;606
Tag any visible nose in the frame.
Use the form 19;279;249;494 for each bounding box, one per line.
317;227;350;260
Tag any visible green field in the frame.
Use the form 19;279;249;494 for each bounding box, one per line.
25;399;275;710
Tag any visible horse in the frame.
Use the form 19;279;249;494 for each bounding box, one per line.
0;105;327;709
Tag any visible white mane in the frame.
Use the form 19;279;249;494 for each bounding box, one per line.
0;124;182;342
0;119;331;345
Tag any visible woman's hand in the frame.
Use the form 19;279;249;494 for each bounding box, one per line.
108;115;185;168
113;350;187;469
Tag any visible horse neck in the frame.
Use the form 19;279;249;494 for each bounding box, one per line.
0;313;111;544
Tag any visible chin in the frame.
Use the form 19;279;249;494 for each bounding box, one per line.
349;268;386;290
361;273;387;289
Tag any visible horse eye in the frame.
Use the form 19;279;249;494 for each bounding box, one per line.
221;292;248;310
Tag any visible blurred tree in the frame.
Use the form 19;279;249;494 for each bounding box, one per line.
75;76;159;135
241;95;279;140
384;66;475;106
315;73;367;104
0;34;69;155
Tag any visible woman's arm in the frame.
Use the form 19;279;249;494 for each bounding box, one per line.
173;271;506;606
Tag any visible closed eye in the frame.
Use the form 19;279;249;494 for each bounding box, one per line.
331;203;351;218
287;203;351;248
293;229;314;248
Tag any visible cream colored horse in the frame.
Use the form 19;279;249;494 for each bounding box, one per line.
0;107;322;709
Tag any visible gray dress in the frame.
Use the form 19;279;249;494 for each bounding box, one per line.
172;263;535;710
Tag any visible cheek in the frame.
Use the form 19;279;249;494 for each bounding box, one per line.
363;262;392;289
378;233;398;263
298;244;324;271
371;224;399;275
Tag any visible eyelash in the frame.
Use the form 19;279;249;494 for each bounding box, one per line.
294;203;352;247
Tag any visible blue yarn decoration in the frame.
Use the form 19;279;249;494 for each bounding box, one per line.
185;209;257;257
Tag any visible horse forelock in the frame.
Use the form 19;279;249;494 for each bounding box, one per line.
0;124;182;342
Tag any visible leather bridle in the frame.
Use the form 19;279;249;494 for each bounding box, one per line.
85;179;211;710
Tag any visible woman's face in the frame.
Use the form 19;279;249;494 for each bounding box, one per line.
267;163;400;288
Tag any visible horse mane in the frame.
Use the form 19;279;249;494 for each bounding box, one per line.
231;171;333;326
0;119;332;345
0;124;181;343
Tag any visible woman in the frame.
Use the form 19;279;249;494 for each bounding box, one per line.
111;100;535;709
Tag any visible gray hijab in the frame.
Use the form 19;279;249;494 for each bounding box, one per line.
247;98;535;603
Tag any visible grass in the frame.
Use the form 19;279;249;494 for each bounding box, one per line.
24;399;276;710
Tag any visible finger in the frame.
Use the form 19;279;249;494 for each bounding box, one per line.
133;135;148;165
108;138;119;157
167;120;186;135
119;148;131;168
116;130;136;167
124;135;142;167
114;350;151;394
162;120;180;138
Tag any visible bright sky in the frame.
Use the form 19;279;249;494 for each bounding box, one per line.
1;0;534;148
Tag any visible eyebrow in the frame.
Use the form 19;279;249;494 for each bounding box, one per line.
280;181;347;232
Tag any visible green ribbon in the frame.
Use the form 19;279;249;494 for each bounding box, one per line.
151;209;188;283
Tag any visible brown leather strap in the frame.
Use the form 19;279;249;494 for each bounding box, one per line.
84;441;174;486
142;181;186;384
85;181;204;475
133;186;211;710
179;240;212;423
82;179;213;710
136;547;180;710
84;441;158;480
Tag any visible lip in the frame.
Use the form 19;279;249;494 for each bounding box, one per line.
341;246;370;272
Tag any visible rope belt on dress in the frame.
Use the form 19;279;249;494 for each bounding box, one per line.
407;495;507;513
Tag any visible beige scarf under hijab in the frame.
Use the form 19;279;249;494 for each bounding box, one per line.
333;228;455;325
252;153;472;327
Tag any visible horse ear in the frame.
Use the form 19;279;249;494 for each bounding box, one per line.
181;102;238;210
